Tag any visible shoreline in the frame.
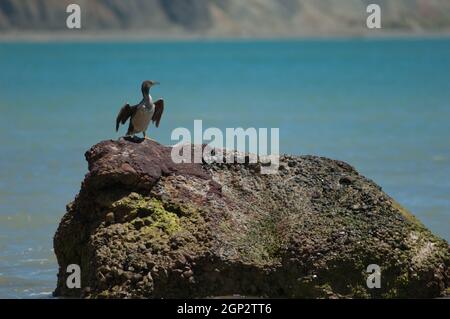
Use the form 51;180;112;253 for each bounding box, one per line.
1;29;450;43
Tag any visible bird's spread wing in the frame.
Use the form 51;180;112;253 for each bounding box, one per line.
116;103;136;131
152;99;164;128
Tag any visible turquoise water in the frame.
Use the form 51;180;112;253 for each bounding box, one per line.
0;39;449;298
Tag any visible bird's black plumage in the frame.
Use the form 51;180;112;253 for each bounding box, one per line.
116;103;137;133
152;99;164;128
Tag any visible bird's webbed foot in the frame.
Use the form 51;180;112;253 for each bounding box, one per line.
123;134;143;143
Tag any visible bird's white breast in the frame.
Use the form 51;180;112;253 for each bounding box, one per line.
132;104;154;133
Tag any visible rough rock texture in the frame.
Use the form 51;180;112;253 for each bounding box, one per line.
54;139;449;298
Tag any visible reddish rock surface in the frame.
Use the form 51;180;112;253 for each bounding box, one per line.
54;138;449;298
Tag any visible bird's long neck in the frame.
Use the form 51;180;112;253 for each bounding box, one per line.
142;89;153;104
144;93;153;105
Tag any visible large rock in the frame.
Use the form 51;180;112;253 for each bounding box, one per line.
53;139;449;298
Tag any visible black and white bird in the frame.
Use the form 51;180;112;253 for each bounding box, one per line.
116;80;164;140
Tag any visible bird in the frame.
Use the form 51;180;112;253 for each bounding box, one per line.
116;80;164;140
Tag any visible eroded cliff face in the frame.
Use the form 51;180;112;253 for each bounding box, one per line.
54;139;449;298
2;0;450;36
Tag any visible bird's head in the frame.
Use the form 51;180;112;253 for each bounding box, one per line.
141;80;160;96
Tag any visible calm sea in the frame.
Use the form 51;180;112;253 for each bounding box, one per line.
0;38;449;298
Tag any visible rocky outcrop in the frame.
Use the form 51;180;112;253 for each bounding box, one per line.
54;139;449;298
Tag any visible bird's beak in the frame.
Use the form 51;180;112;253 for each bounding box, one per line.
153;81;160;85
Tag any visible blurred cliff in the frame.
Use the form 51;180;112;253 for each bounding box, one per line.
1;0;450;38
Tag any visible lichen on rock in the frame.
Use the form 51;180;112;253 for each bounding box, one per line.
53;139;449;298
